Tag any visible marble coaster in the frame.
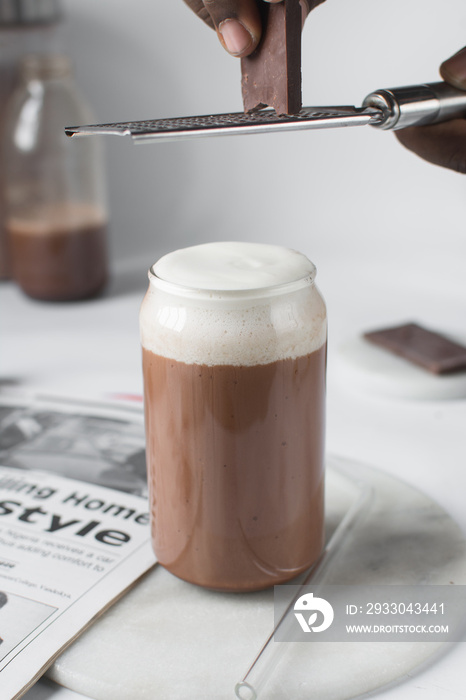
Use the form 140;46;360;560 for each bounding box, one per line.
47;457;466;700
333;335;466;400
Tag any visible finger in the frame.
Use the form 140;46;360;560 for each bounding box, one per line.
184;0;326;57
440;46;466;90
395;119;466;174
204;0;262;57
182;0;215;29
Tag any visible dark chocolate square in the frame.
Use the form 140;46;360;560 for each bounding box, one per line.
363;322;466;375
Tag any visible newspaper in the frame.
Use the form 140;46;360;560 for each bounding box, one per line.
0;394;157;700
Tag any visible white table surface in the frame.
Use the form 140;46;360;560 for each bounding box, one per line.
2;253;466;700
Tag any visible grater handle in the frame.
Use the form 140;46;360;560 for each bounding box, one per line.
362;81;466;130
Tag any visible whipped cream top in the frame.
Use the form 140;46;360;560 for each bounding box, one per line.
140;242;326;365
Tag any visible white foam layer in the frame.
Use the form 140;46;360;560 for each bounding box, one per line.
140;242;327;366
153;241;316;291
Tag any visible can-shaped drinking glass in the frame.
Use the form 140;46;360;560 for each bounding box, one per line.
140;242;327;592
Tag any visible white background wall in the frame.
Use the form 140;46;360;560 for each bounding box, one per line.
59;0;465;299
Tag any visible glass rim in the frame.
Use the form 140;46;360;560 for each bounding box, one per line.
147;263;316;301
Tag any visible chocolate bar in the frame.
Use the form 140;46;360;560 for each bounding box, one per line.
241;0;302;115
364;322;466;375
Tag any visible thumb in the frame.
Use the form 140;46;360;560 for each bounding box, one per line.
440;46;466;90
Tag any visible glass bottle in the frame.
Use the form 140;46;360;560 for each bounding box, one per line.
0;0;62;279
3;52;108;301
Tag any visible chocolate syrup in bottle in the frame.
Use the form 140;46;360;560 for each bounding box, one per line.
3;53;108;300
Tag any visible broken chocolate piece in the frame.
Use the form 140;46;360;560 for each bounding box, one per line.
241;0;302;115
364;322;466;375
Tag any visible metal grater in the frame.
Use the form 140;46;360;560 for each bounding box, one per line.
65;106;381;143
65;82;466;144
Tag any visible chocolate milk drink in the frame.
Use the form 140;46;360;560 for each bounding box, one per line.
140;242;327;591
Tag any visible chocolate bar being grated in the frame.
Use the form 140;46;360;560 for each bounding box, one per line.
241;0;302;115
364;322;466;375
